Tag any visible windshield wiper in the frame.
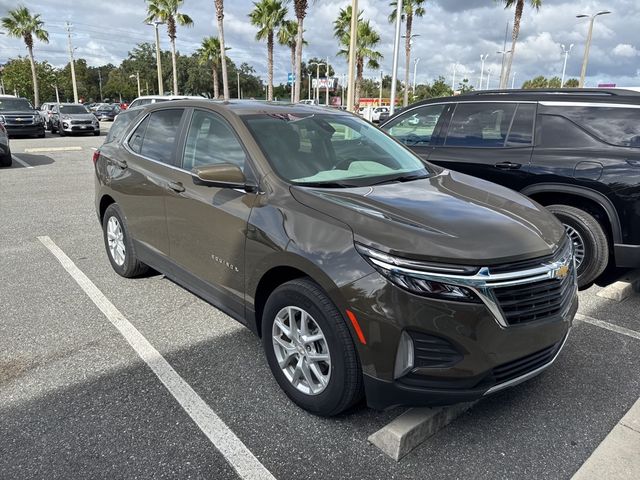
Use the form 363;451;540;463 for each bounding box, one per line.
299;180;360;188
367;173;429;186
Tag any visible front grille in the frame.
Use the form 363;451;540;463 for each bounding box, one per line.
72;120;93;125
4;115;35;125
492;340;562;384
409;331;463;368
493;270;575;325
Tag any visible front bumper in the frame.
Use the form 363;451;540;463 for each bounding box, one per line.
5;125;45;137
60;123;99;133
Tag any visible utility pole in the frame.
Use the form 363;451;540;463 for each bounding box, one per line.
412;58;420;98
237;72;241;99
346;0;359;112
308;73;312;101
379;70;383;106
389;0;402;115
560;44;574;87
577;11;611;88
97;68;103;101
479;54;488;90
65;22;79;104
499;21;509;88
149;21;164;96
486;69;492;90
511;72;516;89
310;61;325;104
52;84;60;104
325;57;330;106
451;62;458;91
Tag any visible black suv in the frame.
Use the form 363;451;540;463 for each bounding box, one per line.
0;96;46;138
382;89;640;287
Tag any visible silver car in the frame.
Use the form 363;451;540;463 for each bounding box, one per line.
51;103;100;136
0;121;11;167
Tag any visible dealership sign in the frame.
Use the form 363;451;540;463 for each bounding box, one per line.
312;77;338;91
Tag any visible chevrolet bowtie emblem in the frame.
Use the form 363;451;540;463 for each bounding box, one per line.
555;264;570;279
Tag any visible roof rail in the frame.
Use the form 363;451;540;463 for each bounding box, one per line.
462;88;640;97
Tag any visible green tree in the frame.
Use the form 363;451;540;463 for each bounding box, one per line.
278;19;304;102
214;0;230;100
429;76;453;98
145;0;193;95
458;78;474;94
197;37;228;99
249;0;288;101
548;76;562;88
499;0;542;88
522;75;550;89
334;6;383;106
1;5;49;106
389;0;426;107
292;0;313;102
564;78;579;88
1;57;56;102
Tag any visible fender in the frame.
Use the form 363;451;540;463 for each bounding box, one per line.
520;182;622;244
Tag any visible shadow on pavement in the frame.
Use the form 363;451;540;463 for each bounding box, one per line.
12;154;55;168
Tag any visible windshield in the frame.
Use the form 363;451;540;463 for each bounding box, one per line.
244;113;430;186
60;105;89;114
0;98;34;111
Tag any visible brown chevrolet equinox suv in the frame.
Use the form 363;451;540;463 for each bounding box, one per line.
94;100;577;416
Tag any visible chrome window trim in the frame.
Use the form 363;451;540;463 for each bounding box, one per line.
539;101;640;109
483;331;570;396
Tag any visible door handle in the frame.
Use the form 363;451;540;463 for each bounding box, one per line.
494;161;521;170
167;181;185;193
113;159;127;169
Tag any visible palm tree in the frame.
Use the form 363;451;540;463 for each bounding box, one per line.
389;0;426;107
197;37;229;99
499;0;542;88
145;0;193;95
335;6;382;106
292;0;314;103
249;0;288;102
214;0;230;100
278;20;306;102
1;6;49;107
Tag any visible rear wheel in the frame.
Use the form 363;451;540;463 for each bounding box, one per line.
102;203;149;278
547;204;609;288
262;278;363;416
50;123;57;134
0;150;11;167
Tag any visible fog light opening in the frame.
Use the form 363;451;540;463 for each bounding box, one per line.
394;331;414;379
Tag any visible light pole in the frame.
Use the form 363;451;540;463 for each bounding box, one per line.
560;43;574;87
129;73;141;98
325;57;330;106
51;84;60;104
237;72;241;99
412;58;420;97
65;23;79;104
346;0;359;112
577;11;610;88
451;62;458;91
310;61;325;104
497;49;511;89
511;72;516;89
308;73;312;101
401;33;420;106
148;21;165;96
389;0;403;115
486;69;492;90
479;54;489;90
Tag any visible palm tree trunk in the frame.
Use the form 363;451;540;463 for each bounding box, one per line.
170;38;179;95
355;58;363;106
267;31;274;101
27;46;39;107
290;45;295;103
212;64;219;99
503;0;523;89
216;3;230;100
403;13;413;107
294;17;304;102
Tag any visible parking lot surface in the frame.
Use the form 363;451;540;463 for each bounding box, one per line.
1;129;639;479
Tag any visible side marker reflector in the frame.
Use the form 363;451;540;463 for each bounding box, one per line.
346;309;367;345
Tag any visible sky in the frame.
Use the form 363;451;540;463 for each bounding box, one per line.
0;0;639;88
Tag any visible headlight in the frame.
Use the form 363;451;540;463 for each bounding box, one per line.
355;244;480;302
34;115;44;123
0;115;5;124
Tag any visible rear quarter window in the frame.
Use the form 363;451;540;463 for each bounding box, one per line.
105;110;140;144
560;106;640;148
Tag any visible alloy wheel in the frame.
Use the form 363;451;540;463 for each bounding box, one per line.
564;224;586;269
107;216;126;266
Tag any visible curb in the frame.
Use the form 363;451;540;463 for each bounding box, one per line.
597;269;640;302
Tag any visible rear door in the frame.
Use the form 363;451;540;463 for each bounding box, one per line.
164;108;258;320
427;102;536;191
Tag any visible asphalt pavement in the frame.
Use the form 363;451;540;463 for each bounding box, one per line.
1;126;638;479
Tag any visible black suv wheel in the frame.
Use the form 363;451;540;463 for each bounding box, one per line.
547;204;609;288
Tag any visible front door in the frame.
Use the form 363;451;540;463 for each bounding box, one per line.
427;102;536;191
165;109;257;319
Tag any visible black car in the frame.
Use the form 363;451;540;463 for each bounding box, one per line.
0;96;46;138
382;89;640;288
94;104;120;121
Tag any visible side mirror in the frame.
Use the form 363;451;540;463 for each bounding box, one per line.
192;163;251;190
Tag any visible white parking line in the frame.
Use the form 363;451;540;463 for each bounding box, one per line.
575;313;640;341
24;146;82;153
11;154;33;169
37;235;276;480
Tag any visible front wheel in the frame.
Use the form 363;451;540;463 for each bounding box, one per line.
262;278;363;416
547;204;609;288
102;204;149;278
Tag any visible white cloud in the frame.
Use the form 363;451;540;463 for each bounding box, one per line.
612;43;638;57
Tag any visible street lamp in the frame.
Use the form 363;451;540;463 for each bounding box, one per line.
497;49;512;89
577;11;611;87
511;71;516;89
560;43;574;87
389;0;403;115
479;54;489;90
307;73;312;101
486;68;492;90
147;20;165;96
310;61;325;104
129;72;141;98
412;58;421;97
451;62;458;91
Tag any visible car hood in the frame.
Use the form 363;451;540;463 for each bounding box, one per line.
290;169;566;266
62;113;96;121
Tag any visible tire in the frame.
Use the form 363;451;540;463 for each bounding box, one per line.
93;131;100;136
0;151;11;167
262;278;363;416
38;130;45;138
102;203;149;278
546;204;609;288
50;123;56;134
59;126;65;137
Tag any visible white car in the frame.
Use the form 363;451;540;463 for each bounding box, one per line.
372;106;390;123
128;95;204;110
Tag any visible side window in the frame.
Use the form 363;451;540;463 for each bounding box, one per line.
128;116;149;154
538;114;600;148
445;103;517;147
106;110;139;144
506;103;536;146
183;110;247;171
137;109;184;164
383;104;446;146
560;106;640;148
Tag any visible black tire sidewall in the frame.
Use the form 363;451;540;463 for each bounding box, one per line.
262;280;357;416
102;204;138;278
